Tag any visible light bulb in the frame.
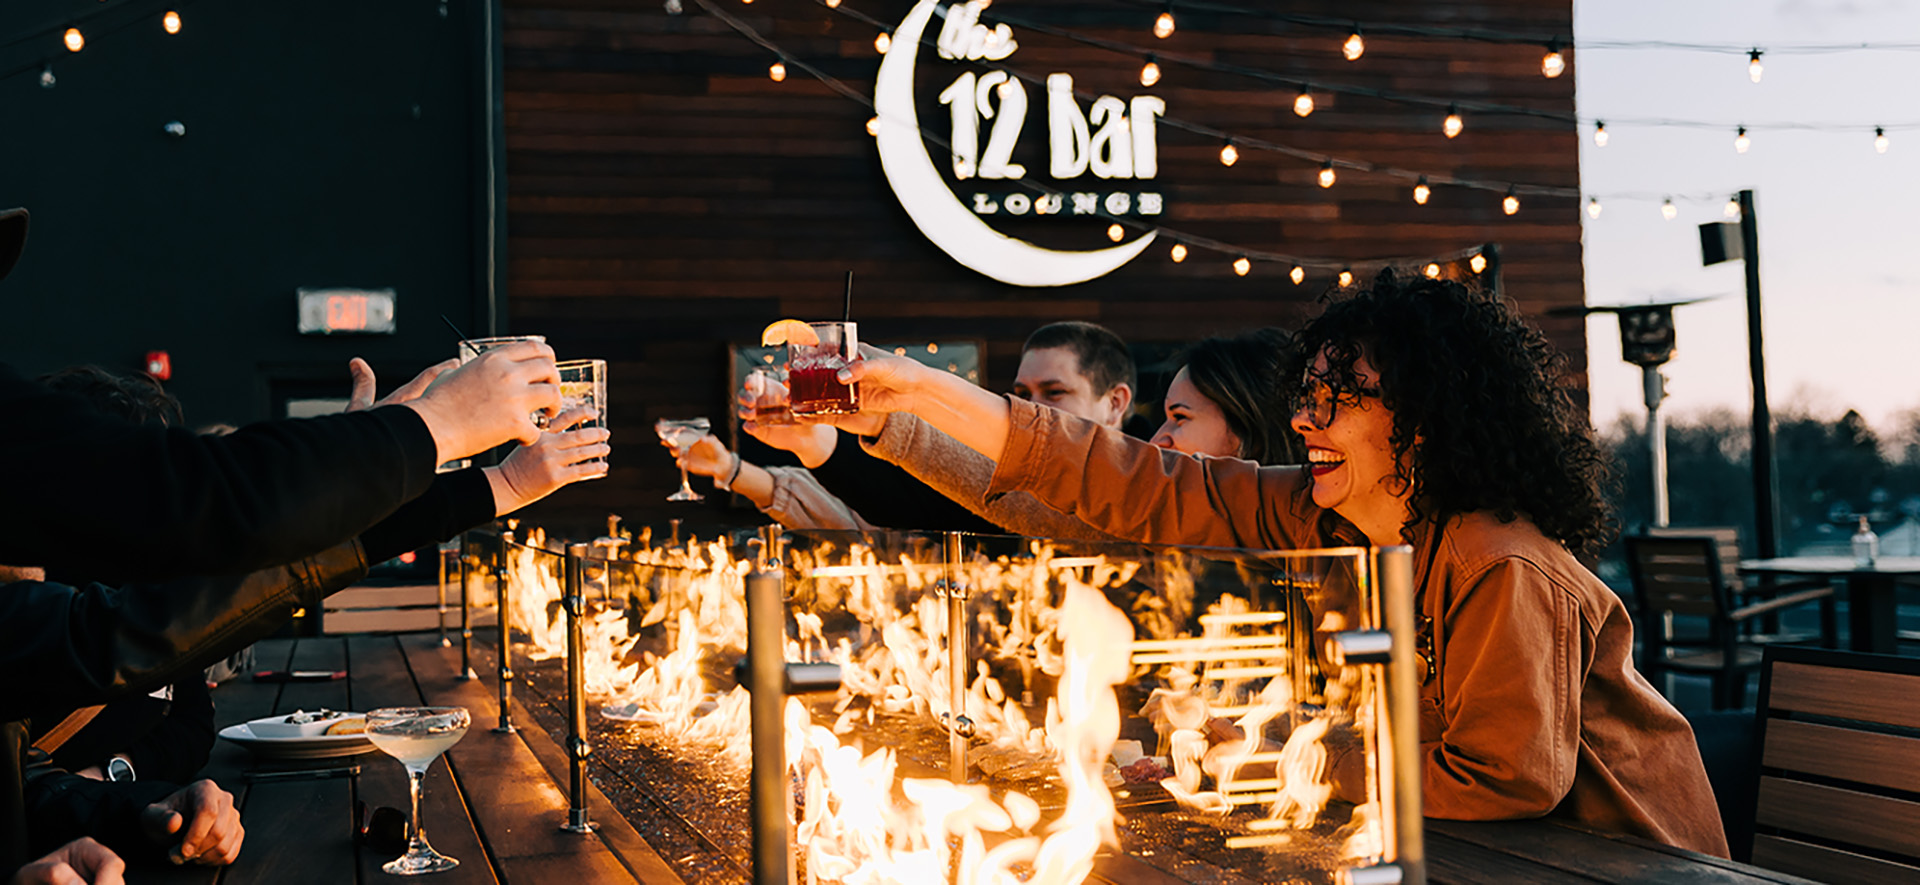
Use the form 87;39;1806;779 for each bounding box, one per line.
825;0;840;6
1343;31;1365;61
1735;126;1750;154
1469;253;1488;274
1593;121;1609;147
1293;88;1314;117
875;31;891;54
1424;263;1441;279
1140;59;1161;87
1318;162;1335;188
1233;257;1252;277
1154;11;1175;39
1747;49;1763;83
1170;243;1187;263
1107;224;1125;242
769;61;786;82
38;63;54;89
1542;46;1565;78
1586;197;1602;219
1502;190;1520;216
1443;105;1463;139
1876;126;1889;154
1219;142;1239;166
64;28;84;52
1724;198;1740;219
1338;270;1354;287
163;10;181;34
1413;176;1430;205
1290;265;1305;285
866;116;880;136
1661;198;1677;220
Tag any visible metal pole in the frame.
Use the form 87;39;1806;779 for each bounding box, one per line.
493;528;517;734
458;533;476;680
437;539;450;647
745;570;794;885
1645;367;1670;528
944;532;970;784
560;543;597;834
1738;190;1780;558
1378;546;1425;885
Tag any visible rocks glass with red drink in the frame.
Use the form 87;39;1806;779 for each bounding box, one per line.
787;322;859;416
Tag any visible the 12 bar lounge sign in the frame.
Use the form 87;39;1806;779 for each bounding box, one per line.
875;0;1162;287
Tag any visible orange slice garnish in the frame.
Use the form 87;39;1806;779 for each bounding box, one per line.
761;319;820;347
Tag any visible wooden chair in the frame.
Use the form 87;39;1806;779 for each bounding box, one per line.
1747;646;1920;881
1623;535;1835;709
1644;524;1836;646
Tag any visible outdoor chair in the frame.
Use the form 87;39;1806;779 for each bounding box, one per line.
1623;534;1835;709
1645;524;1836;646
1746;645;1920;880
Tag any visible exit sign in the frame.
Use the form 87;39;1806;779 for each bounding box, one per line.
297;288;396;335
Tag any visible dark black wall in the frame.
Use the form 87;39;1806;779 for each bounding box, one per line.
2;0;484;427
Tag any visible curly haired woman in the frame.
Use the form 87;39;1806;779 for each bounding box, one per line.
821;273;1726;857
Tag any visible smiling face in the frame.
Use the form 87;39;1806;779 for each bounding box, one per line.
1150;367;1243;458
1291;348;1410;545
1012;346;1130;427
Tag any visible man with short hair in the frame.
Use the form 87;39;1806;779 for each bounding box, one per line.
1011;321;1136;429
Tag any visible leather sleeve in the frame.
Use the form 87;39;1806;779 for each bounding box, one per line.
22;771;178;864
0;542;369;721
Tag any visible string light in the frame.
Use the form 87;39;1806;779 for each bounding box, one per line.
38;63;55;89
875;31;891;54
1443;105;1463;139
64;28;84;52
1153;7;1175;39
1233;256;1252;276
1342;30;1365;61
1593;121;1609;147
1423;263;1441;279
769;61;787;82
1747;49;1764;83
825;0;840;6
1876;126;1890;154
1469;252;1488;274
163;10;181;34
1586;197;1602;219
1107;224;1126;242
1170;243;1188;262
1290;265;1305;285
1723;197;1740;219
865;116;880;136
1541;41;1565;78
1293;87;1314;118
1413;176;1431;205
1734;126;1750;154
1502;187;1520;216
1317;161;1336;188
1218;140;1239;166
1661;197;1677;220
1140;56;1161;87
1338;269;1354;287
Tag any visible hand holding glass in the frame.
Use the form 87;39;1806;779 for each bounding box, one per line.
655;418;712;501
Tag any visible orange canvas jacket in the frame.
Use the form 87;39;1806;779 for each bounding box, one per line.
986;397;1730;857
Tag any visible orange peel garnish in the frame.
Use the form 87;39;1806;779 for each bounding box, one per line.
761;319;820;347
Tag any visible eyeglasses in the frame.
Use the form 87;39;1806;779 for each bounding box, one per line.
1297;373;1381;430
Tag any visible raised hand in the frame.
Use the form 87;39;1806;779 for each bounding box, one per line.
666;433;734;479
488;407;611;515
346;357;462;413
402;341;561;460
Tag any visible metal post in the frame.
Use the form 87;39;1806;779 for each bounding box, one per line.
560;543;597;834
437;539;451;647
1378;546;1425;885
670;518;683;550
745;570;794;885
493;528;517;734
1644;367;1670;528
1738;189;1780;558
458;533;477;680
944;532;971;783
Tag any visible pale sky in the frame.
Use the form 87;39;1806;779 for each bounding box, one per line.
1575;0;1920;433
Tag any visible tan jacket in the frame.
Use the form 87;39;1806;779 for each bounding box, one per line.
987;397;1729;857
862;413;1122;542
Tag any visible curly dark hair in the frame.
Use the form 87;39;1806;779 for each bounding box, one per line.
40;365;183;428
1295;271;1615;556
1178;328;1304;464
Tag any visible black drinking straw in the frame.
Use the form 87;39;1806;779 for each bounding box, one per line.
843;271;853;323
441;314;477;355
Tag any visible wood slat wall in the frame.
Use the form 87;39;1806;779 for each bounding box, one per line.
501;0;1584;529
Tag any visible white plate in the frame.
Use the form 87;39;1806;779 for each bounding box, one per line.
217;721;377;760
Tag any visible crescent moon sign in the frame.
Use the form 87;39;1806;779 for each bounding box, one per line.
874;0;1154;288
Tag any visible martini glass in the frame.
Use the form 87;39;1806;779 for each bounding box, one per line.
366;707;472;875
655;417;712;501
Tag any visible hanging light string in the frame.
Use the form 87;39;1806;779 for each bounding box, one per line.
0;0;198;86
696;0;1492;275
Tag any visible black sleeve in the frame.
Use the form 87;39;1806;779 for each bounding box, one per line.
356;467;496;564
126;679;217;784
0;363;438;584
807;435;1003;534
23;771;178;863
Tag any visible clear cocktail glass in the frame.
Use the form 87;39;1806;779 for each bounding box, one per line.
654;417;712;501
366;706;472;875
556;359;608;467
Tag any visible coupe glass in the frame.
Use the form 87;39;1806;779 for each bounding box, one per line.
366;707;472;875
655;417;712;501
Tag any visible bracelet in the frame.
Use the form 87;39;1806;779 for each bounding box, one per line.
720;452;744;491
